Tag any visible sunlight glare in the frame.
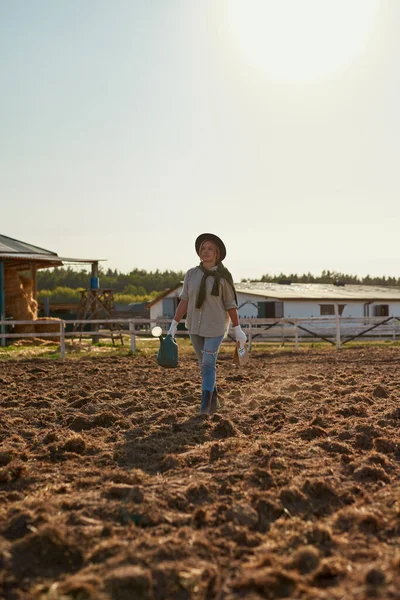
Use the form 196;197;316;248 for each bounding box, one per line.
226;0;377;81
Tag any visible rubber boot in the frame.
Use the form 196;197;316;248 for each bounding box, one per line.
209;386;220;413
200;390;213;415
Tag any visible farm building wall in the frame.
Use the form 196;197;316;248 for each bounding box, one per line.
234;299;374;319
148;288;400;322
149;288;182;321
235;293;261;318
149;289;265;320
283;301;400;319
283;301;365;319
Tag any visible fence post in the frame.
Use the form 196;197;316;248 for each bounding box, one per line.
60;321;66;359
248;333;252;352
334;304;341;349
129;320;136;353
294;324;299;351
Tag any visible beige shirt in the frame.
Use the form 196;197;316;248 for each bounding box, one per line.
180;266;237;337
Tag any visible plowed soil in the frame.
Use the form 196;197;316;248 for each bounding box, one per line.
1;346;400;600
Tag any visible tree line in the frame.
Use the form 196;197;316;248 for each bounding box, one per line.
245;270;400;287
37;267;186;296
36;267;400;306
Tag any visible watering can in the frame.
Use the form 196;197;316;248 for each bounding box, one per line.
152;326;179;368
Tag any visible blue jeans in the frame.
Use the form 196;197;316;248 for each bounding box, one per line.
190;334;224;392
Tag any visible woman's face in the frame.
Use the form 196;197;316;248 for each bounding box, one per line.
200;240;218;265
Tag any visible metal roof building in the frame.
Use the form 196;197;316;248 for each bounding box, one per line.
147;280;400;321
235;281;400;301
0;234;101;270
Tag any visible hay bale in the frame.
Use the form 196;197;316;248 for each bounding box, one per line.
3;270;60;343
34;318;61;343
20;275;38;316
4;269;23;296
19;275;33;295
4;269;38;330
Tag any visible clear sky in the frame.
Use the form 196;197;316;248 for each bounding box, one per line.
1;0;400;281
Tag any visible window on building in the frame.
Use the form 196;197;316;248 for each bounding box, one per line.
258;301;284;318
320;304;346;316
373;304;389;317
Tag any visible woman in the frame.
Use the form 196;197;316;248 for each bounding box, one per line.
168;233;247;415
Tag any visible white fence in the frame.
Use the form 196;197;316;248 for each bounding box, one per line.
1;316;400;358
239;316;400;350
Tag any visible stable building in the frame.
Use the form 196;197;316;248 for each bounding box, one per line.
0;233;102;345
146;281;400;321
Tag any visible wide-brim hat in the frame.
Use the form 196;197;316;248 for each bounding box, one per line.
195;233;226;262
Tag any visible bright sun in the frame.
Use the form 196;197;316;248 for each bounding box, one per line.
226;0;377;82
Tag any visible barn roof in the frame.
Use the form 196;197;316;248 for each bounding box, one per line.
148;281;400;304
236;282;400;301
146;284;182;307
0;234;102;268
0;234;59;256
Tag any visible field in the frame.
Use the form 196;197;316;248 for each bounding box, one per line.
1;344;400;599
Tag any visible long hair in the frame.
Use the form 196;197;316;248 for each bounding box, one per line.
199;239;220;264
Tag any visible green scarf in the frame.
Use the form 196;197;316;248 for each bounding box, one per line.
196;262;238;309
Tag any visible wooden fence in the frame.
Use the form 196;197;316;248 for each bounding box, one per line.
1;316;400;358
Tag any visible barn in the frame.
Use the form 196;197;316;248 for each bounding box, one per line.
0;234;101;345
147;280;400;321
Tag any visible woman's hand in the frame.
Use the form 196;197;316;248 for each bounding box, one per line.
167;320;178;337
168;299;188;337
233;325;247;348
